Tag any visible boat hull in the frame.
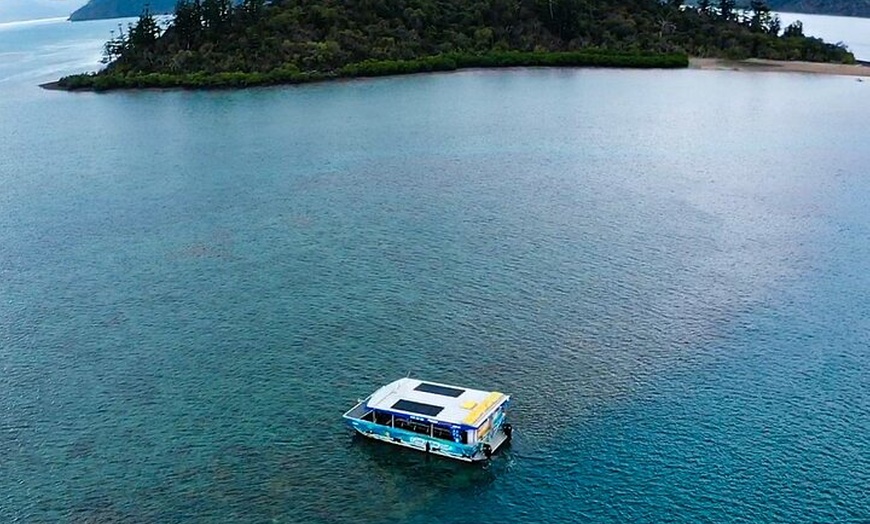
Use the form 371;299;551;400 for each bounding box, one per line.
345;411;510;462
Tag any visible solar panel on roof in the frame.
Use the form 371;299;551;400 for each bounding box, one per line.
414;382;466;397
391;399;444;417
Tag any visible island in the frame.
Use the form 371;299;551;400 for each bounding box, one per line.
52;0;857;91
69;0;178;21
765;0;870;18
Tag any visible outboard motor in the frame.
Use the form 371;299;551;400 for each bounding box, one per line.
483;444;493;459
503;423;513;441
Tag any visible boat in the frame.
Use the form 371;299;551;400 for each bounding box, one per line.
343;377;513;462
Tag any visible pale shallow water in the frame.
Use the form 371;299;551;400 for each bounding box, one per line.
1;17;868;524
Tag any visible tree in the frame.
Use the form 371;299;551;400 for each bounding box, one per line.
783;20;803;37
767;14;781;36
174;0;203;50
239;0;266;20
201;0;232;32
128;6;162;51
107;6;163;69
718;0;735;21
749;0;772;33
538;0;584;40
102;24;127;64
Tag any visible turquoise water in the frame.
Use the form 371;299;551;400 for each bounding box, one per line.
2;19;869;523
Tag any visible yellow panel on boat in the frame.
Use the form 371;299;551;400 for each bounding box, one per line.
462;391;504;425
461;400;478;410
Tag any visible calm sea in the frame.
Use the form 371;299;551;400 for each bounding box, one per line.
1;16;868;524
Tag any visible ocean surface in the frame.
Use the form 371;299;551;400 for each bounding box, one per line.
1;17;869;524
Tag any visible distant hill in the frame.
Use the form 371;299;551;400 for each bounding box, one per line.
0;0;82;23
765;1;870;18
67;0;870;22
69;0;176;21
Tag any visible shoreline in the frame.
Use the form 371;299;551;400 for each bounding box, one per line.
40;56;870;92
690;57;870;77
41;51;689;92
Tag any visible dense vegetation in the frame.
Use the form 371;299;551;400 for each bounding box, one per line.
57;0;854;91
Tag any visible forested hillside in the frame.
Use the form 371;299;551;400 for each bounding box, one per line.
57;0;854;90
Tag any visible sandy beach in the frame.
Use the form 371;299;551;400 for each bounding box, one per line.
690;57;870;78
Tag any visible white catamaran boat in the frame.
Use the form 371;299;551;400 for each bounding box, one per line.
343;377;512;462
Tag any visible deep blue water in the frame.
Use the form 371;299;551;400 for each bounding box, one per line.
1;19;869;524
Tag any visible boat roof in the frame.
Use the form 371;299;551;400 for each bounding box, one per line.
365;378;509;428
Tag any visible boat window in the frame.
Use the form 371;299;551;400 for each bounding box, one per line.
373;411;393;426
391;399;444;417
414;383;466;398
361;411;375;422
432;426;452;441
394;418;431;436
